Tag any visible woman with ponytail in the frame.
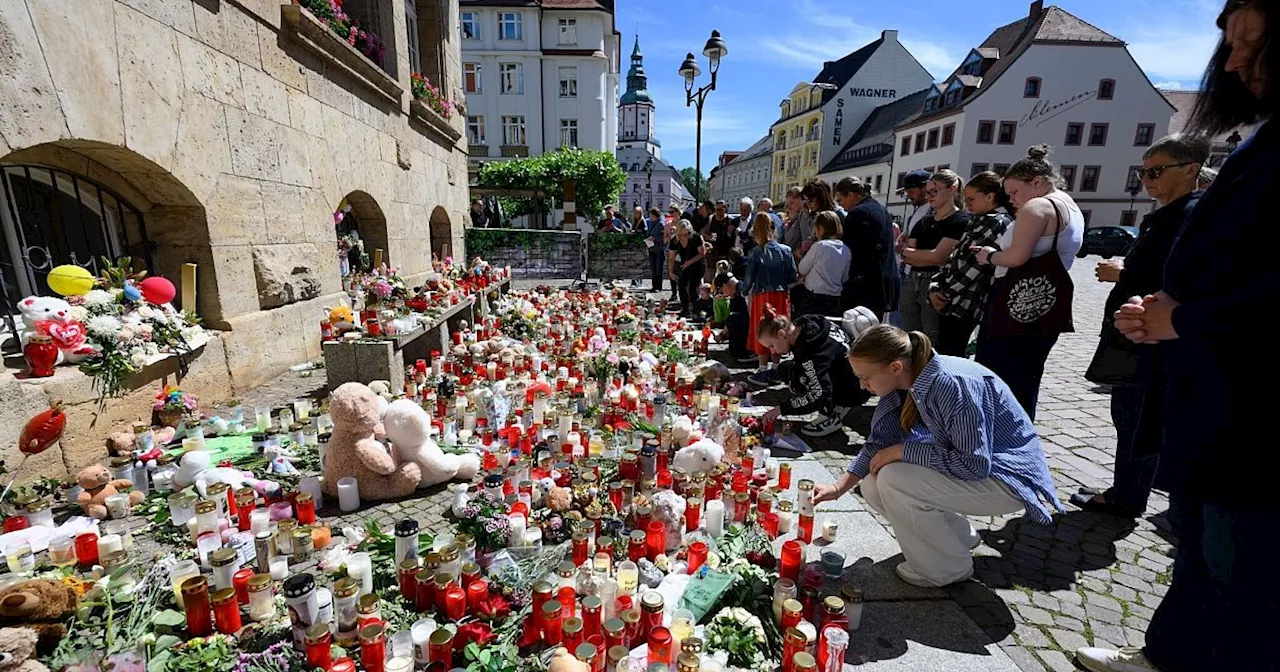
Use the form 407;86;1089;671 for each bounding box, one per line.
754;303;865;436
812;324;1061;587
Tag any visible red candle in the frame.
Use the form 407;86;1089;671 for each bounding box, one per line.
628;532;646;563
733;493;750;523
443;586;466;621
466;579;489;615
415;570;435;613
656;469;672;490
235;492;256;532
532;581;553;631
781;598;803;631
647;626;673;667
400;560;420;603
572;532;590;565
295;493;316;525
687;541;708;574
557;586;577;620
3;516;28;533
798;513;814;543
360;624;387;672
780;540;803;582
232;568;254;605
304;624;333;672
542;600;565;646
212;588;241;634
758;491;773;517
778;462;792;490
763;512;780;539
645;520;666;561
609;483;625;512
782;627;807;672
75;532;99;568
581;596;603;640
181;576;213;637
428;628;454;666
685;497;702;532
330;658;356;672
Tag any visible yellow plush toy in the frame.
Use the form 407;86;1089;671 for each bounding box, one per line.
328;305;356;334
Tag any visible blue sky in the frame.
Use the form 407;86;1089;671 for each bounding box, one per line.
615;0;1225;173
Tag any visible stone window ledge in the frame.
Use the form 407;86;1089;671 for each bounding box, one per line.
281;3;404;106
10;332;212;394
410;99;463;145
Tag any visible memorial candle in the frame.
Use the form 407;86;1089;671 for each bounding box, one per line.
704;499;724;537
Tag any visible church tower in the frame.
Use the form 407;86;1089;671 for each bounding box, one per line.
618;37;660;158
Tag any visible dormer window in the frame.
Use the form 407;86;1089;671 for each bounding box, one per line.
965;61;982;76
944;89;960;105
1024;77;1041;98
781;101;791;118
924;91;939;112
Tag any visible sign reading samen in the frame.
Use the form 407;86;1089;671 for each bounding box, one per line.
831;88;899;147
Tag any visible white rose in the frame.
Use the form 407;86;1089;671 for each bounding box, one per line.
130;351;149;369
136;305;154;319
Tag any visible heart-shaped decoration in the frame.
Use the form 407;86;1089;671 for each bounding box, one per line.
40;319;86;349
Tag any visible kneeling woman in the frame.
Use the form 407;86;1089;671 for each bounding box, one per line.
757;305;866;437
813;325;1062;586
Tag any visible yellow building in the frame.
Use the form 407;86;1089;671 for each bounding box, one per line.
769;83;826;202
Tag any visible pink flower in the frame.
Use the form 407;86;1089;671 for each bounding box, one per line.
373;280;393;298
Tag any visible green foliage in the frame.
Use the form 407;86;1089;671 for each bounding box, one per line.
465;228;555;261
587;232;647;257
476;148;627;222
678;167;709;203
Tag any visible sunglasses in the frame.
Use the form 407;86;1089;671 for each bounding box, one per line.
925;189;939;197
1136;163;1193;180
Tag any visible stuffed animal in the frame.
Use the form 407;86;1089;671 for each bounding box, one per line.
382;400;480;489
326;305;356;335
263;443;300;475
673;438;725;475
546;648;590;672
368;380;395;401
74;465;144;519
16;297;92;365
670;415;696;448
105;431;135;457
650;489;687;552
0;579;78;656
171;451;276;498
0;628;49;672
321;383;421;503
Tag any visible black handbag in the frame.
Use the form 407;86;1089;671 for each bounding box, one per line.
986;200;1075;337
1084;340;1142;386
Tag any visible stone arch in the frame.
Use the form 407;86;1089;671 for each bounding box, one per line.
429;206;453;260
0;140;221;322
337;190;390;273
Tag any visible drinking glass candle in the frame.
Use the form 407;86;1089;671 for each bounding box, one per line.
670;609;695;649
48;534;76;568
347;552;374;596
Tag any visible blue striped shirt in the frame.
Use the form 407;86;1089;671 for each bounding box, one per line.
848;354;1063;523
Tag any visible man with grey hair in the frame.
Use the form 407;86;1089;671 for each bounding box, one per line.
758;197;783;235
1071;132;1209;520
735;197;755;237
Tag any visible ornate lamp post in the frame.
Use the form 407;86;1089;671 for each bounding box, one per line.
679;30;729;204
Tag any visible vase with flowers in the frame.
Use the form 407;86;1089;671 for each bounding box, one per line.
153;385;198;427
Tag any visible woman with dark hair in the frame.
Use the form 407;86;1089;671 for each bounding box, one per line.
795;211;850;317
1085;3;1280;671
834;177;899;319
899;170;970;343
972;146;1084;421
928;171;1012;356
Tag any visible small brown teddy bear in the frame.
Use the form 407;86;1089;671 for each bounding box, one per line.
75;465;144;519
0;578;79;655
321;383;421;504
0;628;49;672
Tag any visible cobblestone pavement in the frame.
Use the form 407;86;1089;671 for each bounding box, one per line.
183;265;1166;671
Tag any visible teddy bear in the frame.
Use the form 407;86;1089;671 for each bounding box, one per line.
170;451;277;498
0;578;78;655
75;465;144;519
0;628;49;672
321;383;421;503
381;399;480;489
673;438;725;476
16;296;93;365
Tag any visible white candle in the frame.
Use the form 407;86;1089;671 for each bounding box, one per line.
508;513;527;548
97;534;123;559
567;431;581;448
256;407;271;432
558;415;573;441
778;509;794;534
454;396;467;418
432;357;443;377
705;499;725;537
486;362;497;381
249;510;271;535
765;457;779;479
822;519;838;542
337;477;360;512
411;618;437;668
524;527;542;548
269;556;289;580
299;476;324;508
294;399;311;421
532;397;547;425
347;552;374;596
558;366;569;380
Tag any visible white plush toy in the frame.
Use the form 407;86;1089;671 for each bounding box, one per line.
17;296;93;364
533;477;557;507
673;438;725;475
670;415;696;448
172;450;277;496
382;399;481;489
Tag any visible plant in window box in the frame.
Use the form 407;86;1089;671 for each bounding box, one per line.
411;72;456;120
299;0;387;66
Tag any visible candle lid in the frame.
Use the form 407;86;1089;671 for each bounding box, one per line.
608;645;629;665
304;622;331;644
532;580;554;596
792;652;817;672
399;558;421;573
822;596;846;613
211;587;237;605
581;595;602;611
428;628;452;645
574;643;597;662
296;492;313;505
841;584;864;604
434;572;455;587
207;482;229;495
677;653;700;672
210;548;238;568
603;618;625;635
180;575;208;595
194;499;217;514
359;623;386;641
779;499;794;512
563;617;583;635
641;592;664;611
282;573;315;598
782;598;803;615
680;636;703;654
334;577;359;598
556;561;576;577
541;600;563;616
248;574;273;592
395;519;420;537
358;593;380;612
484;474;504;488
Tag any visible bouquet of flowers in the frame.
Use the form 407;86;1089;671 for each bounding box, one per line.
153;385;197;426
455;497;510;554
411;73;456;119
351;264;409;310
704;606;772;669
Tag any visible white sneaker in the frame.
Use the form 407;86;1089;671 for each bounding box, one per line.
1075;646;1158;672
801;406;850;437
895;561;973;588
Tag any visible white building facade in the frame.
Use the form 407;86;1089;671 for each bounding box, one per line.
885;1;1175;228
459;0;620;165
720;136;774;205
614;37;692;216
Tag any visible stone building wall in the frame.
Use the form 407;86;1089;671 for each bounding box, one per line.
586;233;649;280
465;229;583;280
0;0;470;478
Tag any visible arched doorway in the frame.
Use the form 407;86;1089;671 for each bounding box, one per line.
336;191;389;278
430;206;452;260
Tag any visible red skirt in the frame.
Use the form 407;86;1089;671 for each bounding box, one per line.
748;290;791;355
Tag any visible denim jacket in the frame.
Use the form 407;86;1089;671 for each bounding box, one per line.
742;240;797;295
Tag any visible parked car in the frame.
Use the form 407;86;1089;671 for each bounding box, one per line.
1077;226;1136;259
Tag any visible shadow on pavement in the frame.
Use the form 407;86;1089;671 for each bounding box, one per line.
974;510;1137;592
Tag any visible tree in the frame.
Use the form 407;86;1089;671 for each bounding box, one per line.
476;148;627;225
678;167;710;203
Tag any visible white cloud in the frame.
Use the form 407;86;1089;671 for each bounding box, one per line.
1118;0;1220;83
1152;80;1185;90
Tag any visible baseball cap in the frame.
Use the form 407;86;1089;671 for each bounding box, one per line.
898;170;932;192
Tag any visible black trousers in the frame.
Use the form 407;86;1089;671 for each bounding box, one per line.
974;325;1058;422
800;290;843;318
648;248;665;292
936;314;978;357
676;265;704;313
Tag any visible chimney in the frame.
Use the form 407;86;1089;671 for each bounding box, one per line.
823;61;833;71
882;29;898;42
1029;0;1044;18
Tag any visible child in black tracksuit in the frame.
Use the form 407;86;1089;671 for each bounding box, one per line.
755;307;867;436
714;269;753;363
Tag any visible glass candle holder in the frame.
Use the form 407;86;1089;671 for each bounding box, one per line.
304;623;333;670
686;541;708;575
248;573;276;622
168;492;197;528
48;534;76;568
542;600;565;646
182;576;213;637
647;626;673;667
780;540;803;582
428;628;454;667
645;520;665;561
74;532;99;568
359;623;387;672
212;587;242;634
333;578;360;646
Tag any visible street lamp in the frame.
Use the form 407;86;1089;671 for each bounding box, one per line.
643;156;654;210
680;29;729;203
1127;181;1142;219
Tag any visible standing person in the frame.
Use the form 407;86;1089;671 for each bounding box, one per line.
759;197;784;233
756;305;861;436
972;146;1084;421
834;177;898;319
470;200;491;228
899;170;970;342
741;214;798;384
782;186;815;261
796;211;851;317
630;207;645;233
928;172;1013;356
667;220;707;317
892;170;933;326
702;201;739;282
813;325;1061;587
1071;135;1206;519
1084;5;1280;669
643;207;668;293
599;205;626;232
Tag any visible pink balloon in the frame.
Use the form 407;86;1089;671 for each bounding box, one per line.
140;276;177;305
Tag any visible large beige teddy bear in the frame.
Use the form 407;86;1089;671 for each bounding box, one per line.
321;383;421;503
382;399;480;489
